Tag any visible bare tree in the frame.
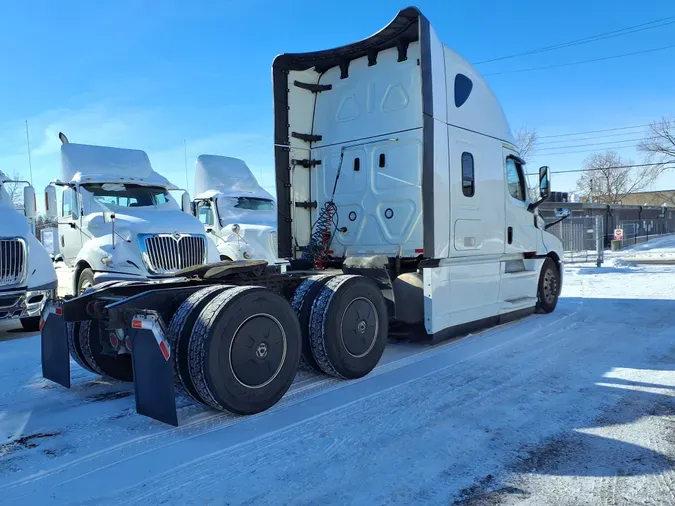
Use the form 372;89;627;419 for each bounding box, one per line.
638;117;675;167
1;170;24;207
513;126;540;200
576;151;664;204
514;126;537;160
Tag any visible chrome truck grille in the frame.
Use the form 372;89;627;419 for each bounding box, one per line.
139;234;206;274
0;238;26;287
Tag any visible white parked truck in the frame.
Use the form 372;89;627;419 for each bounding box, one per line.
44;135;221;296
40;7;564;426
0;172;57;331
192;154;288;272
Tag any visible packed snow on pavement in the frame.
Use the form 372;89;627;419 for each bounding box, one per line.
1;240;675;505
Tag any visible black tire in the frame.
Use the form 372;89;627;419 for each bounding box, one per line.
167;284;234;404
71;280;132;374
79;320;134;381
67;321;97;374
290;274;335;373
308;275;388;380
82;280;135;294
187;286;302;415
77;268;95;295
20;316;41;332
536;257;560;314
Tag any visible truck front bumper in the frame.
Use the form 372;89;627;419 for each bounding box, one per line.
0;284;56;320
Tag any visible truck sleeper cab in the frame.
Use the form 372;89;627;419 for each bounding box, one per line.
40;7;563;426
191;154;288;272
46;139;220;296
273;6;563;339
0;172;57;331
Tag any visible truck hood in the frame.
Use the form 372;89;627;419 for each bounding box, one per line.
94;206;205;236
0;203;30;239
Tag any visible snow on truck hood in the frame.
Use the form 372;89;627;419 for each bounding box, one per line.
0;201;30;239
97;206;206;236
0;172;30;238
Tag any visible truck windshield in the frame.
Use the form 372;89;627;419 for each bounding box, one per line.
86;184;170;207
216;197;276;226
230;197;274;211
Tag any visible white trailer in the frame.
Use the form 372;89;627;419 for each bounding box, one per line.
0;172;57;331
192;154;288;272
44;135;221;296
40;7;563;425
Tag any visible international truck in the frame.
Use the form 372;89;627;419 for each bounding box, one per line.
192;154;289;272
40;7;564;426
0;171;57;331
44;134;221;296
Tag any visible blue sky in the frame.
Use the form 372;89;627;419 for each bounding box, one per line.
1;0;674;210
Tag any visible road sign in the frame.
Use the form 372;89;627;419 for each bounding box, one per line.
614;228;624;241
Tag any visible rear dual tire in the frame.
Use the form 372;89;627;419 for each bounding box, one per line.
68;280;134;381
170;286;302;415
292;275;388;380
167;284;235;403
77;320;134;382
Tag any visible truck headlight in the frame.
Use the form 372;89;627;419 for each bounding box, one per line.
243;251;251;259
102;255;113;266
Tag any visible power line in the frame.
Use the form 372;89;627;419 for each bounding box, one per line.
525;162;675;176
475;15;675;64
537;144;641;156
483;44;675;76
539;124;651;139
537;137;652;151
538;130;651;144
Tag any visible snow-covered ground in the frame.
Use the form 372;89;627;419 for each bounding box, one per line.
609;234;675;264
1;250;675;505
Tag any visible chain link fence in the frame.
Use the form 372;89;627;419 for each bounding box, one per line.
546;215;604;265
618;218;673;246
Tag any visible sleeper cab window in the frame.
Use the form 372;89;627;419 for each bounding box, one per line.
454;74;473;108
461;152;475;197
506;158;526;201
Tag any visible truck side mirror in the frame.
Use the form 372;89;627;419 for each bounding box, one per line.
181;191;192;214
539;166;550;200
45;185;58;219
24;186;36;218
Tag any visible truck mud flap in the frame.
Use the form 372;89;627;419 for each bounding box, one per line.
129;314;178;426
40;303;71;388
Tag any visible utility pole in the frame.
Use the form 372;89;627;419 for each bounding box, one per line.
184;139;188;193
589;178;594;203
25;120;33;185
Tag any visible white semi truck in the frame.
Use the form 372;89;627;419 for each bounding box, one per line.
192;154;288;272
44;135;221;296
0;172;57;331
40;7;564;426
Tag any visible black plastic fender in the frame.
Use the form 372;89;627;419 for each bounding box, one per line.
129;313;178;426
40;302;71;388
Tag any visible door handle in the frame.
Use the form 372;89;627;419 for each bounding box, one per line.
507;226;513;244
69;222;77;229
61;235;65;247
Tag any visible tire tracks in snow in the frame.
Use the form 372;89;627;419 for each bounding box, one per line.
1;300;582;503
91;303;586;504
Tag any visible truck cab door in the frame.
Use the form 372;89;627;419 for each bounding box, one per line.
58;187;82;266
197;200;219;236
503;150;538;255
